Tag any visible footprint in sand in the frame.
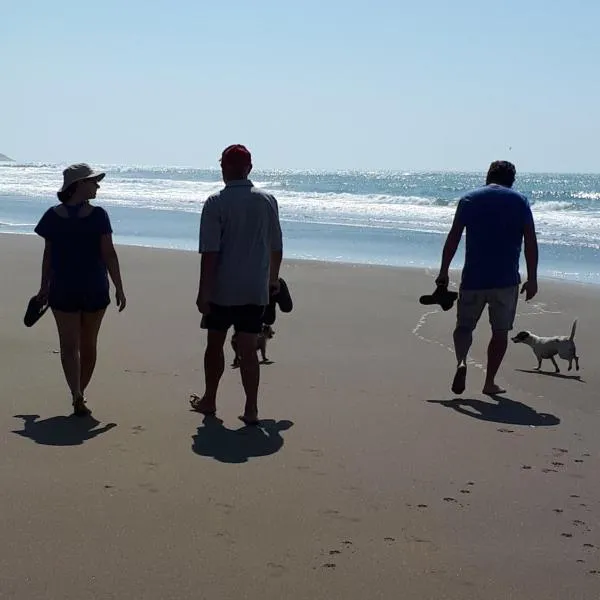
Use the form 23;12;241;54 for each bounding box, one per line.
443;497;458;503
574;459;584;463
542;468;558;473
138;482;159;493
321;509;360;523
384;537;396;542
131;425;145;434
553;509;564;514
589;570;600;575
329;550;341;555
322;563;336;569
570;495;581;499
302;448;324;458
583;543;596;549
216;502;234;515
522;465;532;470
460;489;471;494
561;533;573;538
407;536;438;549
551;462;564;467
497;428;514;433
553;448;568;454
267;563;286;578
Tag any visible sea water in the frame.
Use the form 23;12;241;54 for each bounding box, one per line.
1;163;599;284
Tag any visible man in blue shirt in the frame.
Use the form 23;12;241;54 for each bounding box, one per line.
436;161;538;396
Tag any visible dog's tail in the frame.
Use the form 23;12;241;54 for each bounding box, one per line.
570;319;577;341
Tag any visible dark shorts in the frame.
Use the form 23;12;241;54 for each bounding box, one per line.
49;284;110;313
201;304;265;334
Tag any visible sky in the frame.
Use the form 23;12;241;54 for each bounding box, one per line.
2;0;599;172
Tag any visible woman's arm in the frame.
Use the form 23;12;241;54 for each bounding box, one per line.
100;234;126;311
38;240;52;301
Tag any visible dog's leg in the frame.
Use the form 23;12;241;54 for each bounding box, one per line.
550;356;560;373
535;356;542;371
231;337;240;368
575;355;580;371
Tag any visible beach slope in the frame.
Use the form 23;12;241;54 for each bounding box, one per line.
1;234;599;599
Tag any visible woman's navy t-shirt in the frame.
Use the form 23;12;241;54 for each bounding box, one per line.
35;205;113;291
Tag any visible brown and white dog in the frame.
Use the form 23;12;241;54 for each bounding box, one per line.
512;320;580;373
231;325;275;368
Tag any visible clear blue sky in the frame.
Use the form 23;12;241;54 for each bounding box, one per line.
2;0;599;171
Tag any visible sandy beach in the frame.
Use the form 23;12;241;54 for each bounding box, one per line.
1;233;599;599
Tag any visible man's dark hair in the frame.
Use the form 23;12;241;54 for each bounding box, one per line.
486;160;516;187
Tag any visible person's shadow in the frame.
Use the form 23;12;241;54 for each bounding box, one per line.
12;414;117;446
427;395;560;427
192;416;294;463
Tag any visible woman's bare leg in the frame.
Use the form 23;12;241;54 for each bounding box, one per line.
80;309;106;393
52;310;82;399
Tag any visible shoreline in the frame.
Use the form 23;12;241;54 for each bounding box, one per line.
6;230;599;291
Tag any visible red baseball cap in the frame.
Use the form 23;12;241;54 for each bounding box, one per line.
220;144;252;168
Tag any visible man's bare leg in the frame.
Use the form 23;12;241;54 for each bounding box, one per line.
451;326;473;394
482;330;508;395
191;330;226;414
236;332;260;424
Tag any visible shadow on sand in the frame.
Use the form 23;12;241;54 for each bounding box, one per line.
192;416;294;463
427;395;560;427
516;368;585;383
12;414;117;446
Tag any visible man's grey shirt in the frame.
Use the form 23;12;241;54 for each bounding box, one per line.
199;179;283;306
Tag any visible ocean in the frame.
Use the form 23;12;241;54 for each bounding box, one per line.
1;163;599;284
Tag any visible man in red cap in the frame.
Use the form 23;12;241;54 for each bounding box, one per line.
191;145;283;424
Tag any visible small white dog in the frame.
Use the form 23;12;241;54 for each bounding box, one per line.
512;320;580;373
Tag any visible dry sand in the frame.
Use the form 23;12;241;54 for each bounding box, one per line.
1;233;599;599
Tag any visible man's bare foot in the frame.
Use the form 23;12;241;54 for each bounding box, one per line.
482;384;506;395
189;394;216;415
451;365;467;395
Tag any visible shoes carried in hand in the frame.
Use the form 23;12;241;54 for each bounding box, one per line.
419;285;458;312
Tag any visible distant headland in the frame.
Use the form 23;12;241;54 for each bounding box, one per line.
0;153;14;162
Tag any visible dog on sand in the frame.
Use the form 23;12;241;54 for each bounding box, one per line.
512;320;579;373
231;325;275;368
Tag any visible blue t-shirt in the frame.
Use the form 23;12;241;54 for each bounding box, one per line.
457;185;534;290
34;205;113;291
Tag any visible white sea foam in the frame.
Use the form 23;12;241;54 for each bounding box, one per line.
0;221;36;227
2;163;600;251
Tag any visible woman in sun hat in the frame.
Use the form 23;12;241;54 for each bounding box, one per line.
34;163;126;416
